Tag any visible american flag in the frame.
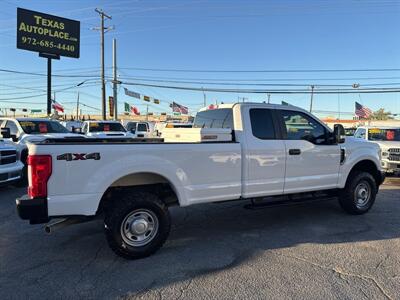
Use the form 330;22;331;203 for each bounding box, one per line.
355;102;372;119
171;102;188;114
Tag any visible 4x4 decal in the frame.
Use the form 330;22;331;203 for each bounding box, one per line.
57;153;101;161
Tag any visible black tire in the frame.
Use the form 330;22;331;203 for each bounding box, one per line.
14;165;28;187
104;192;171;259
339;171;377;215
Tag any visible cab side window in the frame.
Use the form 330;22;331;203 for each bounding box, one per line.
82;123;88;133
354;128;366;139
5;121;18;136
249;109;276;140
280;110;327;145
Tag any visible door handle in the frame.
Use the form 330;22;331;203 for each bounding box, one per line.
288;149;301;155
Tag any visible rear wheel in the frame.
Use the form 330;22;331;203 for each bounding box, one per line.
104;192;171;259
339;171;377;215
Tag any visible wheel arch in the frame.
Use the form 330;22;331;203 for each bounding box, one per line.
97;172;181;214
345;159;382;187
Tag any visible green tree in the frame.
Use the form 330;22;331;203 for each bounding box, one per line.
371;108;394;120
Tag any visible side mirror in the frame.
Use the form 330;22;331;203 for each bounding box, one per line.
334;124;345;144
1;127;11;139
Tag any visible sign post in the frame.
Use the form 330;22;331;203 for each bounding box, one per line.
17;8;80;116
108;96;114;118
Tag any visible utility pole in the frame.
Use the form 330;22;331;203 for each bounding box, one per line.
202;87;206;107
94;8;112;120
309;85;315;112
146;105;149;121
47;58;52;116
112;38;118;120
76;92;80;120
267;94;271;104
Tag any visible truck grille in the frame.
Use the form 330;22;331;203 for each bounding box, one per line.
0;149;17;165
388;148;400;161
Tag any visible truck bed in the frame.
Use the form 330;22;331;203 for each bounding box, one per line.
27;138;242;216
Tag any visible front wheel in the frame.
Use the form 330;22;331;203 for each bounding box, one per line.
104;192;171;259
339;171;377;215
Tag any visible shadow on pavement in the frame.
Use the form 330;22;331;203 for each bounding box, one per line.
0;186;399;298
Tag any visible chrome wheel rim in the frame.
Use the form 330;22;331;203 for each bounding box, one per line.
354;181;371;209
120;209;159;247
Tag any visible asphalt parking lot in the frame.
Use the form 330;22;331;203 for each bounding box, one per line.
1;181;399;300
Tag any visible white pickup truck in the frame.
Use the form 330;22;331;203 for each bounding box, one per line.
0;130;23;186
16;103;385;259
354;126;400;173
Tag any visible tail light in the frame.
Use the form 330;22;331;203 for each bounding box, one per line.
27;155;52;199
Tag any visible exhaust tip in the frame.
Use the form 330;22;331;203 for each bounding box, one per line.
44;225;51;234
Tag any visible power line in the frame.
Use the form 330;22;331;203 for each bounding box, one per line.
0;82;101;101
117;76;352;87
121;81;400;94
0;68;102;78
115;73;400;82
117;76;400;87
118;67;400;73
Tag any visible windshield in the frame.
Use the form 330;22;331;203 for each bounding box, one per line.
126;122;137;131
19;120;69;134
89;122;126;133
344;128;356;136
137;123;148;131
368;128;400;141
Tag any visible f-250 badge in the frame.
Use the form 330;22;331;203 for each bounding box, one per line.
57;153;101;161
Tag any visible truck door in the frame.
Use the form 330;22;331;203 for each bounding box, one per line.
277;109;340;193
242;107;286;197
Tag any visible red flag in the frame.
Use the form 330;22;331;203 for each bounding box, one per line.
52;100;64;113
130;105;140;115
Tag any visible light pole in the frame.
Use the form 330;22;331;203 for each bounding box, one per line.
309;85;315;112
75;80;91;120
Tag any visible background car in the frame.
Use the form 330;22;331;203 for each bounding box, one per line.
124;121;155;138
0;117;83;184
354;126;400;174
0;129;24;186
81;120;135;138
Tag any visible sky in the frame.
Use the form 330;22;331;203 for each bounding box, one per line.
1;0;400;118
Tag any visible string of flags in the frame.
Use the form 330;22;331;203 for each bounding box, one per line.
0;108;43;113
124;87;160;104
124;87;188;114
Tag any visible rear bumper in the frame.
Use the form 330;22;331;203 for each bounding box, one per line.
16;195;49;224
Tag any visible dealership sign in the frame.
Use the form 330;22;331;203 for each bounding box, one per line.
17;8;80;58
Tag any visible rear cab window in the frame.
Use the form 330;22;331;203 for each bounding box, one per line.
193;109;233;129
